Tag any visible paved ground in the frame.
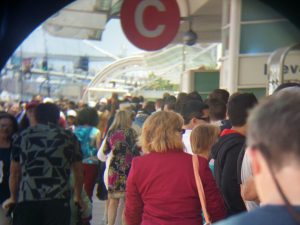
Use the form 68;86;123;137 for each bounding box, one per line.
91;196;106;225
91;196;124;225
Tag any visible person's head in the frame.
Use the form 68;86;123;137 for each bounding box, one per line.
155;98;163;111
162;92;170;100
190;124;220;158
273;82;300;93
109;94;120;115
140;111;184;153
247;89;300;203
109;110;132;133
77;107;99;127
32;94;43;103
180;100;209;129
208;89;230;104
0;112;18;139
227;92;258;127
68;101;76;110
7;103;20;117
35;103;60;125
142;101;155;115
163;95;176;111
187;91;203;102
207;98;227;121
66;109;77;126
248;89;300;171
175;92;188;113
25;100;40;126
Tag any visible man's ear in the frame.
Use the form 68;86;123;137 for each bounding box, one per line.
191;117;198;126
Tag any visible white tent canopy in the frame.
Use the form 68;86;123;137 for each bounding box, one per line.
43;0;222;43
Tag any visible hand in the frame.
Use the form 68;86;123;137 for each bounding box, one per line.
2;197;16;210
74;196;87;212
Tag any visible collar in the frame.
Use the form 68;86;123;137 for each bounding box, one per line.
220;128;244;137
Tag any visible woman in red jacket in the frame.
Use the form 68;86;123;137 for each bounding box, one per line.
125;111;227;225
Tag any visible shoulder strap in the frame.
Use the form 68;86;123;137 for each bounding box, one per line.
192;155;211;224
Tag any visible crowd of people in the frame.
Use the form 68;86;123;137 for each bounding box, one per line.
0;83;299;225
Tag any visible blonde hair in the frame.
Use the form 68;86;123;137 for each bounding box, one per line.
190;124;220;156
140;111;184;153
108;110;132;134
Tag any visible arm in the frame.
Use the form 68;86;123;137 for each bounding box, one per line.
199;157;227;222
95;131;103;150
3;160;21;209
72;161;84;206
97;137;109;162
240;148;259;203
125;160;143;225
70;134;85;208
240;176;259;202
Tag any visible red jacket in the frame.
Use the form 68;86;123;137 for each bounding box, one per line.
125;151;227;225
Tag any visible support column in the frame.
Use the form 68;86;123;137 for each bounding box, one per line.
227;0;241;93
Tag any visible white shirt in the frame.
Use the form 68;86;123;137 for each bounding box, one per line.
182;129;194;155
241;150;259;211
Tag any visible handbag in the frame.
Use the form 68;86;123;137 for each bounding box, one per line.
192;155;212;225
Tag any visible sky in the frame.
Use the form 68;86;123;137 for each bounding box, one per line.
17;18;144;59
97;19;144;56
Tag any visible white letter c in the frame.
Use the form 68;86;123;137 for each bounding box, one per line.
135;0;166;38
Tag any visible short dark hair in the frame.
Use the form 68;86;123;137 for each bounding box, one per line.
227;93;257;126
143;101;155;115
209;89;230;104
187;91;203;102
77;107;99;127
164;95;177;111
207;98;226;121
247;89;300;169
175;92;188;113
180;100;209;125
35;103;60;124
0;111;19;135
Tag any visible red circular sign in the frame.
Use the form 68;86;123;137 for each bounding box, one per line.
120;0;180;51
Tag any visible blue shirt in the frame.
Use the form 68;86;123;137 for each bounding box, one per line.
215;205;300;225
74;126;99;164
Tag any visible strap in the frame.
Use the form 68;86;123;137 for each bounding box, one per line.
192;155;211;224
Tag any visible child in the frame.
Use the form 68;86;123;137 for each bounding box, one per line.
190;124;219;173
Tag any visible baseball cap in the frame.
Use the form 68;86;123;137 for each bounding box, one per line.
66;109;77;117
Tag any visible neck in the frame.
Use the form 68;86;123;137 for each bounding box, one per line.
231;126;246;136
182;124;193;130
0;136;10;147
258;166;300;205
199;151;209;159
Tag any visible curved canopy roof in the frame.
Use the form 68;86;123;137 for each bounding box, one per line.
82;43;220;99
1;0;299;70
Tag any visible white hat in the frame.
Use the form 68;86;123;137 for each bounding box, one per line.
100;98;107;104
66;109;77;117
43;97;54;103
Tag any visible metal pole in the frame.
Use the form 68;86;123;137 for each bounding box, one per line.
43;29;50;97
227;0;241;94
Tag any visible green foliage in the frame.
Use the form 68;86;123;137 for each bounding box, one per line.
145;72;179;91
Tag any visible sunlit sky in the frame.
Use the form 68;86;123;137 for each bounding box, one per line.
98;19;144;56
17;18;144;58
